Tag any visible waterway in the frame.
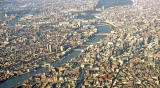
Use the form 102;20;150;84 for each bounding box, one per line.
0;23;111;88
96;0;133;9
0;0;132;88
0;0;36;26
9;8;36;25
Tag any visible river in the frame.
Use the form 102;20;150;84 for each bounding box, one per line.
96;0;133;9
0;24;110;88
9;8;36;25
0;0;132;88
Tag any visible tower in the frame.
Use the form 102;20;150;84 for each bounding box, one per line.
60;46;64;51
47;44;52;52
49;45;52;52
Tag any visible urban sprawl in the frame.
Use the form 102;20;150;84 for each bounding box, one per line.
0;0;160;88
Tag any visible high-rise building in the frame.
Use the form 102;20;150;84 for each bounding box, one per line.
60;46;64;51
49;45;52;52
47;44;52;52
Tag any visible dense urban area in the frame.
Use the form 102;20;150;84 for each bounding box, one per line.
0;0;160;88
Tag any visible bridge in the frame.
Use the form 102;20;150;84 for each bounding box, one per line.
95;33;110;36
41;63;51;68
73;49;83;52
73;49;85;53
99;20;121;28
80;44;90;47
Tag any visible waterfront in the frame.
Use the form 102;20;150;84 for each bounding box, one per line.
0;23;111;88
96;0;133;9
0;0;135;87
